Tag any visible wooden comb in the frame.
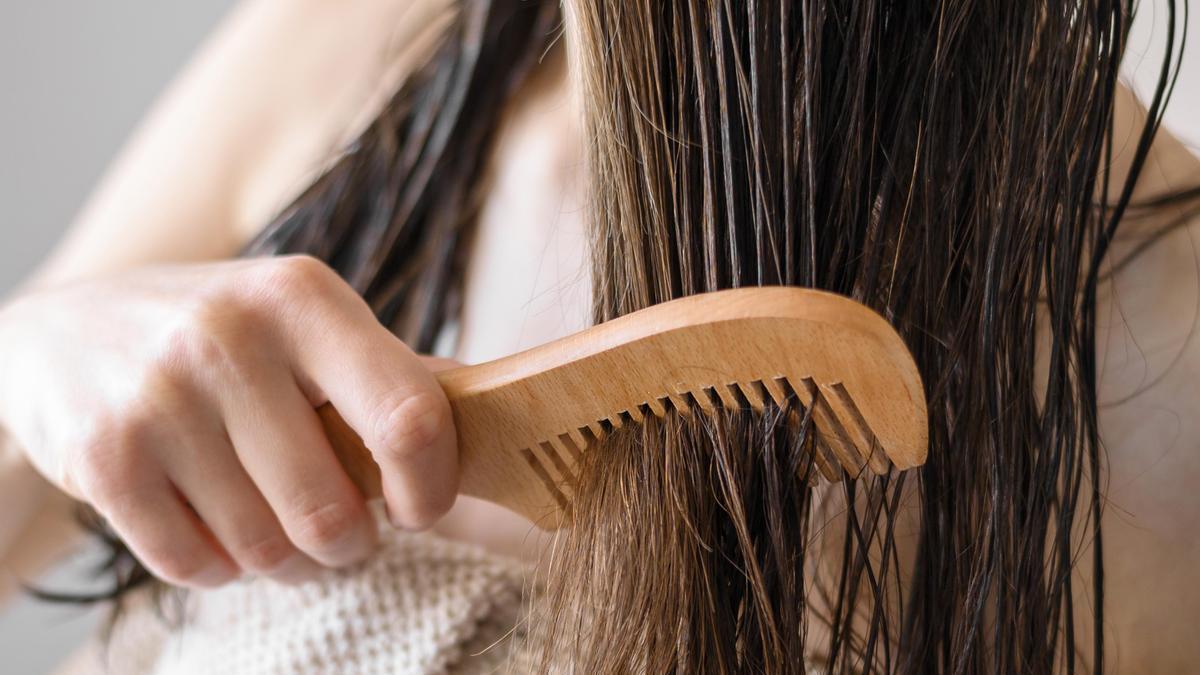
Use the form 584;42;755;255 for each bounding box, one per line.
318;287;927;528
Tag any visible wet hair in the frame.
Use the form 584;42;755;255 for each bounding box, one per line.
58;0;1197;671
535;1;1192;671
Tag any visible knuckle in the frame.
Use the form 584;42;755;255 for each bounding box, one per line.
69;422;150;504
88;477;152;524
368;391;451;461
161;302;258;380
258;255;335;301
192;293;257;338
288;500;364;552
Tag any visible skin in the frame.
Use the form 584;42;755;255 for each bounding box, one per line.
427;46;589;560
0;0;1197;670
0;258;460;586
0;0;464;590
801;87;1200;672
1070;86;1200;672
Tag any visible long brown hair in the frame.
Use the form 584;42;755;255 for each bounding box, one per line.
67;0;1195;671
532;1;1191;671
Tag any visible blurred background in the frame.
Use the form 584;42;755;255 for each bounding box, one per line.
0;3;236;673
0;1;1196;673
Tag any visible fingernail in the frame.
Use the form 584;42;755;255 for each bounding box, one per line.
385;502;403;529
334;520;378;565
192;560;238;588
385;500;424;531
272;554;323;585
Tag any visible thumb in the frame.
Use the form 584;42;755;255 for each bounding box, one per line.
418;355;464;373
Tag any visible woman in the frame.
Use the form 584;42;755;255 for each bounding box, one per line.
1;0;1198;672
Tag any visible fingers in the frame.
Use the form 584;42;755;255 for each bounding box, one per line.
165;424;322;584
92;478;238;589
29;256;462;593
222;372;377;568
289;297;458;530
69;418;238;589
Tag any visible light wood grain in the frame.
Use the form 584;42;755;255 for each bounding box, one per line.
318;287;928;528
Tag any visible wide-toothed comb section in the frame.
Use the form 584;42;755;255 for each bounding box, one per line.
823;382;891;474
743;380;769;410
774;376;846;481
648;393;667;415
658;394;685;416
799;377;871;477
668;393;692;416
520;447;569;510
550;434;582;464
517;374;894;508
716;383;743;410
321;288;926;527
770;383;825;484
699;386;722;412
561;431;587;461
584;422;606;442
536;440;576;487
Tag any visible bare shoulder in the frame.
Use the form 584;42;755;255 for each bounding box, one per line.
36;0;458;287
1090;84;1200;671
219;0;458;242
1100;85;1200;390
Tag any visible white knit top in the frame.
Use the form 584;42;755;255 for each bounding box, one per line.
58;527;538;675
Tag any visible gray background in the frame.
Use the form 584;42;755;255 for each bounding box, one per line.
0;4;237;673
0;2;1196;674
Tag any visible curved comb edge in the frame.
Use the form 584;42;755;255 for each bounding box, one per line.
322;288;928;527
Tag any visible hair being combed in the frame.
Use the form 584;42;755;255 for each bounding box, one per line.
531;1;1187;672
65;0;1195;671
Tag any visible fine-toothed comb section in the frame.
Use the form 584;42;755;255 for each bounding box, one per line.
319;287;928;529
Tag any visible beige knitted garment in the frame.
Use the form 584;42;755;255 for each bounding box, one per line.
58;528;538;675
55;523;834;674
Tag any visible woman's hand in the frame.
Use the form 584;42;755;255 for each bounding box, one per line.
0;255;457;588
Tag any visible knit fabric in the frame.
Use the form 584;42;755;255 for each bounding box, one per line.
59;526;536;675
56;524;834;674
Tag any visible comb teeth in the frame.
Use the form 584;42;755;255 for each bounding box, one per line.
319;288;926;528
514;376;894;508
